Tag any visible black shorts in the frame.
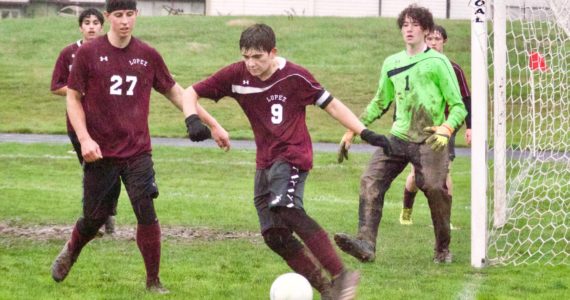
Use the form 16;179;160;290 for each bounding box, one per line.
253;160;308;233
82;152;158;221
448;130;458;161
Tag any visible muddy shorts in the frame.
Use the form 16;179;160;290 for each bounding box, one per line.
82;152;158;223
253;160;308;233
448;130;458;161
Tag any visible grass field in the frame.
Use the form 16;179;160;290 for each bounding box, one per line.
0;143;568;299
0;14;568;300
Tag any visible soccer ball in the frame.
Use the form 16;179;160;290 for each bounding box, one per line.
270;272;313;300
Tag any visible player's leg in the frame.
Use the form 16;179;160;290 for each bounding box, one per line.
104;181;121;234
335;142;408;262
254;164;333;297
413;143;452;263
400;165;418;225
277;207;360;300
52;159;120;282
447;131;457;230
121;153;166;293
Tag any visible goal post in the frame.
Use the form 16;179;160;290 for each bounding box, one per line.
470;0;489;268
471;0;569;267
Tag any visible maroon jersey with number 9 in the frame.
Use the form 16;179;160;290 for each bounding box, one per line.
193;57;332;170
68;35;175;158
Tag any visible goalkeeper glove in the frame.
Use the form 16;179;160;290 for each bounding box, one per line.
185;114;212;142
423;124;454;152
360;129;392;156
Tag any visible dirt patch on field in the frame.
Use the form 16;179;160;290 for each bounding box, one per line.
186;42;210;53
0;222;261;243
226;18;257;27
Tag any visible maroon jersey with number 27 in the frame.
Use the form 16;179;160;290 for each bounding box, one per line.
68;35;175;158
193;57;333;170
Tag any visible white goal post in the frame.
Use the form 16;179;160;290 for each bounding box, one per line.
471;0;569;267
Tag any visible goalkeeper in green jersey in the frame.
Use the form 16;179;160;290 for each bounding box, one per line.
334;4;467;264
399;24;472;227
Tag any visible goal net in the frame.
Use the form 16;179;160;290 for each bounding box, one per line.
474;0;569;266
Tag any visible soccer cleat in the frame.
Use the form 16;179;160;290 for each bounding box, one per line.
104;216;116;235
433;249;453;264
399;208;413;225
147;279;170;294
330;270;360;300
51;242;79;282
333;233;375;262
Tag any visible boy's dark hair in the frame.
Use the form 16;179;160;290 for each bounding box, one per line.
105;0;137;13
432;24;448;40
397;4;434;32
78;8;104;26
239;24;276;53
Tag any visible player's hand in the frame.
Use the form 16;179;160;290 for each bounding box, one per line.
465;128;472;145
338;131;355;163
360;129;392;156
423;124;454;152
81;138;103;163
185;114;211;142
211;124;231;152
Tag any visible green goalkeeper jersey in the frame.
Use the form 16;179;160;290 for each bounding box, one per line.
361;48;467;143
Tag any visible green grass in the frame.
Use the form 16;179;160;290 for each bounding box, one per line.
1;143;568;299
0;15;472;144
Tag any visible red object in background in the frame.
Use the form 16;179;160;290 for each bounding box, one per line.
529;51;548;72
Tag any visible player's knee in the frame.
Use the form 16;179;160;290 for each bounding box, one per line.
262;229;301;258
77;217;106;237
132;197;158;225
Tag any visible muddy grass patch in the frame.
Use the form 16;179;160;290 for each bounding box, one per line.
0;222;260;243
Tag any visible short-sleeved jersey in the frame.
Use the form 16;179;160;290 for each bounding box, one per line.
68;35;175;158
361;48;467;143
51;40;82;133
193;57;333;170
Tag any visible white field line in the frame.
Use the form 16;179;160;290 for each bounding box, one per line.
456;273;484;300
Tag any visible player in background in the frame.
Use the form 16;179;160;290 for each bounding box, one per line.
399;24;472;226
183;23;392;300
50;0;221;293
50;8;118;235
334;5;467;264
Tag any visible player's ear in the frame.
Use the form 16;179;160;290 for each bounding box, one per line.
270;48;277;56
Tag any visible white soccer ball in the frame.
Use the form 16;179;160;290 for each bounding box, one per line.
270;272;313;300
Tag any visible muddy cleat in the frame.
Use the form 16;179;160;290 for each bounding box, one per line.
51;242;79;282
330;270;360;300
433;249;453;264
334;233;375;262
399;208;413;225
147;279;170;294
104;216;116;235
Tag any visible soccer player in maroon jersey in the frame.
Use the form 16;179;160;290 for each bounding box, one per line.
50;8;119;235
399;24;472;226
50;0;216;293
182;23;391;300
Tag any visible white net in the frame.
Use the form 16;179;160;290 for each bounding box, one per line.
486;0;570;266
